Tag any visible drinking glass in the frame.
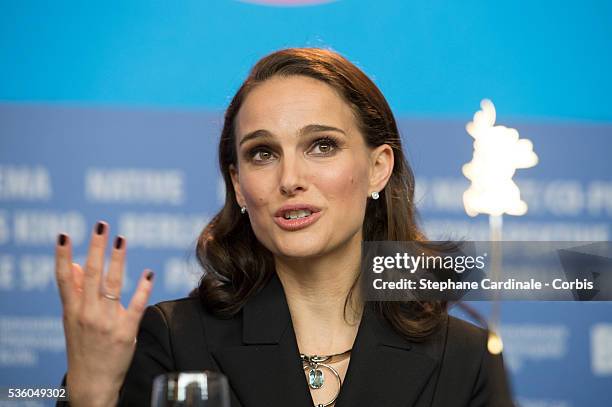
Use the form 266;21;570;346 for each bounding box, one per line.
151;371;231;407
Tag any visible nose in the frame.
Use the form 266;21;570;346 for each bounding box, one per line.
279;153;307;196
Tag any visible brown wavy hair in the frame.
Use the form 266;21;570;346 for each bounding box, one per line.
190;47;447;341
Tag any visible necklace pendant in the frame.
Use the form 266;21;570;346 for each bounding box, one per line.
307;366;324;389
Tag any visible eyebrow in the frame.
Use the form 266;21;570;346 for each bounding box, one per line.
238;124;347;147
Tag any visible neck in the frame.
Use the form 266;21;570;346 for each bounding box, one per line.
274;231;364;355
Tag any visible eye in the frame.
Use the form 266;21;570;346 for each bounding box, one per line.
309;136;339;155
248;147;276;163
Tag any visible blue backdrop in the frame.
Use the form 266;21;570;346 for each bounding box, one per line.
1;1;611;406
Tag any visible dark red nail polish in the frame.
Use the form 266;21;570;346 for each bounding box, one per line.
95;222;105;235
58;233;67;246
114;236;124;250
146;271;154;281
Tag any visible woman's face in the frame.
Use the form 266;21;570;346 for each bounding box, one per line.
230;75;392;260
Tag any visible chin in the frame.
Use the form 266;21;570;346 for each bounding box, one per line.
274;236;327;259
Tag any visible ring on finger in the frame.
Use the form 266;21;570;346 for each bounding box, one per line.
101;291;120;301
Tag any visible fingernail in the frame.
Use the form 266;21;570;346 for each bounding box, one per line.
57;233;67;246
146;270;154;281
95;221;105;235
114;236;124;250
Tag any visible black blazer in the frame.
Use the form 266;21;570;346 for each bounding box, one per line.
59;272;515;406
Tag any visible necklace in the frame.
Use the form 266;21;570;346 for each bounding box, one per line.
300;348;352;407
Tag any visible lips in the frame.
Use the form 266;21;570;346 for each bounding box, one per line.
274;203;322;218
272;203;323;231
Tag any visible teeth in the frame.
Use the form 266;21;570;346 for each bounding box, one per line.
284;209;312;219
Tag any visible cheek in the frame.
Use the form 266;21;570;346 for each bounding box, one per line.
317;163;368;206
240;173;274;239
240;172;274;208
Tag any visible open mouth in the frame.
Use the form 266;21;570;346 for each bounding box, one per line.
273;209;322;231
282;209;313;220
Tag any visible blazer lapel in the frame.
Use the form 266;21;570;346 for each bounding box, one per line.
210;273;314;407
334;304;442;407
210;272;443;407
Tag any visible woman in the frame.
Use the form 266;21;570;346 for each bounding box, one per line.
55;47;515;407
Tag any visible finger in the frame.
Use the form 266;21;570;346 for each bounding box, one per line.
126;270;155;328
55;233;76;311
82;221;109;307
103;235;126;297
72;263;84;292
102;236;126;319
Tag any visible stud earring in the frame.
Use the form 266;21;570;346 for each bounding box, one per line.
241;206;247;214
371;191;379;200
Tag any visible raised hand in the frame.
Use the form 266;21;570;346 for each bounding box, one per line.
54;221;154;407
